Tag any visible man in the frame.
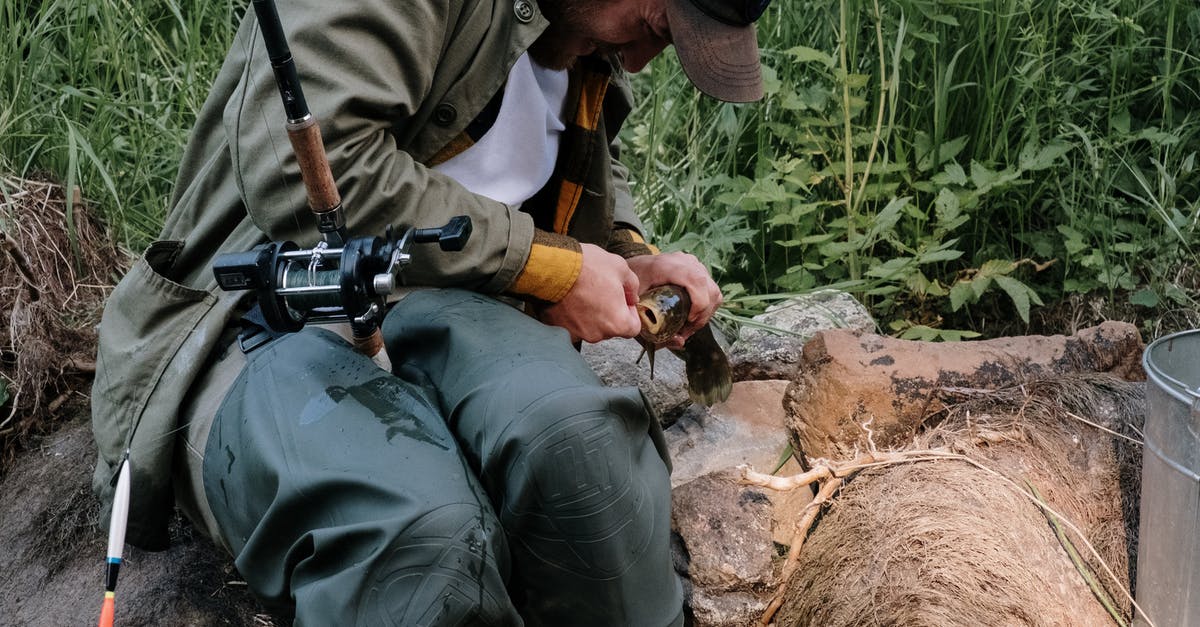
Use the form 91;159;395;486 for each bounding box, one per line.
90;0;770;623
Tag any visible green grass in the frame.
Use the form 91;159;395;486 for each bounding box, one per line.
2;0;1197;337
0;0;242;249
623;0;1200;337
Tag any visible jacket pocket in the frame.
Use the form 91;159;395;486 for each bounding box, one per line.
91;240;218;550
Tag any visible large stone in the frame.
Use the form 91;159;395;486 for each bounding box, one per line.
667;380;797;487
666;380;810;544
729;290;874;381
582;336;691;424
785;321;1145;461
672;471;774;627
667;381;814;627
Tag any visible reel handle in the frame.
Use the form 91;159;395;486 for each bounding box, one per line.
412;215;472;251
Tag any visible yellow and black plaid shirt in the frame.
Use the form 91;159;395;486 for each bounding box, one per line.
428;56;657;305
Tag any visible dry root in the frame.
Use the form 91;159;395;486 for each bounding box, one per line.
0;175;123;466
738;381;1151;627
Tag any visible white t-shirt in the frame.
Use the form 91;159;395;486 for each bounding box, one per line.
432;53;569;206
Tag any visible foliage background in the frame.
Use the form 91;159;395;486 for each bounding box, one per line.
625;0;1200;339
2;0;1197;338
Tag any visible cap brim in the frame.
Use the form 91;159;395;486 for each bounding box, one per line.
666;0;764;103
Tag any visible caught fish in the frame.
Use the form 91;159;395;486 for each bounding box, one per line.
636;285;733;406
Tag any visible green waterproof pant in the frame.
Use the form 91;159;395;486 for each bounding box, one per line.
202;289;683;626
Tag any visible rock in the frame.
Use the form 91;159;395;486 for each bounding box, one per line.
582;336;691;424
785;321;1146;460
666;381;815;626
729;290;874;381
672;471;774;627
689;588;770;627
666;380;810;544
667;380;796;487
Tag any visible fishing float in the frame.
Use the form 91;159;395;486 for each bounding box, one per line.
98;452;130;627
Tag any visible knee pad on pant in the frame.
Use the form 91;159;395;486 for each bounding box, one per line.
491;384;664;578
346;503;512;627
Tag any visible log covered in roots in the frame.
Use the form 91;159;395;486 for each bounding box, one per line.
765;374;1144;627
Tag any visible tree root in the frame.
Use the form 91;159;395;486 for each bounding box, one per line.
737;442;1153;627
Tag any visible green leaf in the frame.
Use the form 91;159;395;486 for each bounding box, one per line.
978;259;1018;278
1056;225;1089;255
865;256;915;279
1129;289;1159;308
1111;109;1131;134
1018;141;1073;171
843;73;871;89
863;197;910;243
1164;285;1190;305
934;188;961;225
799;232;839;245
760;63;781;96
940;159;969;183
938;136;969;166
1134;127;1181;145
971;276;994;298
950;280;976;310
785;45;835;67
993;275;1041;323
0;377;8;408
771;443;795;474
717;104;740;138
917;248;964;264
937;329;983;341
898;324;941;341
969;160;999;189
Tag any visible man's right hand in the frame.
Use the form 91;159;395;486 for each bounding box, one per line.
539;243;641;343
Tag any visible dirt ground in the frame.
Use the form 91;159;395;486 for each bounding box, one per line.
0;413;278;626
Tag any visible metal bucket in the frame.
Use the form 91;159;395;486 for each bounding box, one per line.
1135;329;1200;626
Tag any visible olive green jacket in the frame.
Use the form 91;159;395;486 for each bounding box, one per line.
92;0;651;549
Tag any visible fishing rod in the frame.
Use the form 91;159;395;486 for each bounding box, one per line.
210;0;472;354
252;0;345;246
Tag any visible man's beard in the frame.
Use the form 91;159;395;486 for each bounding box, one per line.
529;0;602;70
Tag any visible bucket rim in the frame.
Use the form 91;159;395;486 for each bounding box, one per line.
1143;328;1200;405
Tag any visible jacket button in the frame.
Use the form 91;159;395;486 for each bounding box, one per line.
433;103;457;126
513;0;534;23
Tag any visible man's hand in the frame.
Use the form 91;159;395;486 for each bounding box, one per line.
626;252;721;349
540;243;641;343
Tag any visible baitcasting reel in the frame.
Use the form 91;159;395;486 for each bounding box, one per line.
211;216;471;333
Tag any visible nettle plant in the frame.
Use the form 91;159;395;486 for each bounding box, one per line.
741;50;1070;338
631;2;1061;339
627;0;1199;339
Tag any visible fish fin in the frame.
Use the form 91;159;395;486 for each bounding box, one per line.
635;337;657;380
678;324;732;406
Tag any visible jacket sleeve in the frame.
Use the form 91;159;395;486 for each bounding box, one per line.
224;0;537;294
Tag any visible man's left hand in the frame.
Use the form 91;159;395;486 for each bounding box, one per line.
626;252;721;349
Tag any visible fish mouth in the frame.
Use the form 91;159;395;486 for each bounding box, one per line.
637;303;665;334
